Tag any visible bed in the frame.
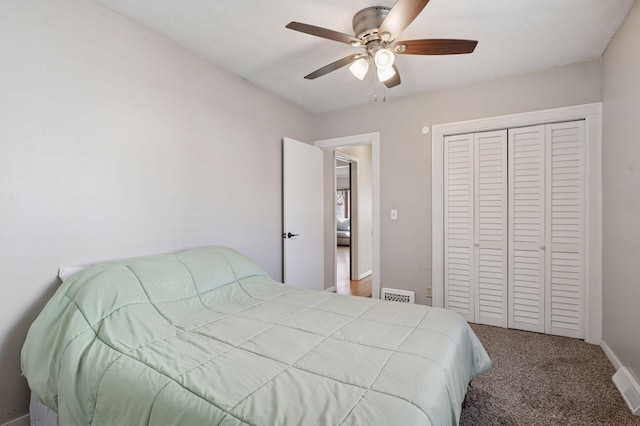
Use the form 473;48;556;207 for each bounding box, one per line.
21;246;490;425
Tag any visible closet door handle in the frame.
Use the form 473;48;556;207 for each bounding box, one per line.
474;242;480;247
539;245;546;250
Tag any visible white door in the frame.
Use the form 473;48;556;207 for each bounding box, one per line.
474;130;508;327
508;121;586;338
283;137;324;290
508;125;546;333
444;133;475;321
545;121;585;339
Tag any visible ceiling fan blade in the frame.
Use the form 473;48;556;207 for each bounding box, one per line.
394;39;478;55
384;64;401;88
304;54;360;80
379;0;430;41
286;22;361;46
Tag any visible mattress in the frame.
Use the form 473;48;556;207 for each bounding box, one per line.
22;246;490;425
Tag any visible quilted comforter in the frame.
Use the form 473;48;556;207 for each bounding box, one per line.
22;246;490;425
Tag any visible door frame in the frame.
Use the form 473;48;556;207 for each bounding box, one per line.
432;103;602;344
315;132;381;299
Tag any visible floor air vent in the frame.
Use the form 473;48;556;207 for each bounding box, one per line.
381;288;415;304
613;367;640;416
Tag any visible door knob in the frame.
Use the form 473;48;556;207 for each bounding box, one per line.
284;232;299;239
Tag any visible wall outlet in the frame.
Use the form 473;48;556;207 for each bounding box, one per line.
426;287;432;298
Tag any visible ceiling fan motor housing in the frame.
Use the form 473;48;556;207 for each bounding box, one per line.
352;6;391;42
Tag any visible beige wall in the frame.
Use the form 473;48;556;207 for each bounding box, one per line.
2;0;634;422
313;60;602;305
602;0;640;379
0;0;312;422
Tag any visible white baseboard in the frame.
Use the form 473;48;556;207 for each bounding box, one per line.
601;339;640;416
358;270;372;280
601;339;623;370
1;413;29;426
324;286;336;292
613;367;640;416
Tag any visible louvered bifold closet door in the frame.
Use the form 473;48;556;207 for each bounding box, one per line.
474;130;508;327
508;126;546;333
444;134;474;321
545;121;585;339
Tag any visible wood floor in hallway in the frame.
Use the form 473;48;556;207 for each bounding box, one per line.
336;245;372;297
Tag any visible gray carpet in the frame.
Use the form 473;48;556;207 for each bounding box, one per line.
460;324;640;425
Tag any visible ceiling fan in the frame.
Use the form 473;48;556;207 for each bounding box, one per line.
286;0;477;88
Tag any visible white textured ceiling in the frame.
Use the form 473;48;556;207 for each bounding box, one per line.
93;0;635;113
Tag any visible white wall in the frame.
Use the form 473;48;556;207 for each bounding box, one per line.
0;0;312;422
313;60;602;305
601;0;640;381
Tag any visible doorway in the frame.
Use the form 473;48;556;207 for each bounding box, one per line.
335;158;352;282
335;157;353;290
334;154;372;297
315;132;380;299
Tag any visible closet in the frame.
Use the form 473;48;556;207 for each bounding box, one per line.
443;120;586;339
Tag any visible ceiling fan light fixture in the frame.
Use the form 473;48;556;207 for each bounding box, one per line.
374;48;395;69
394;44;407;53
376;64;396;83
349;57;370;80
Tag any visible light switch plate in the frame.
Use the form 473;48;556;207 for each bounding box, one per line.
390;209;398;220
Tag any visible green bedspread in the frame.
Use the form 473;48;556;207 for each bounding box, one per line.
22;246;490;425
